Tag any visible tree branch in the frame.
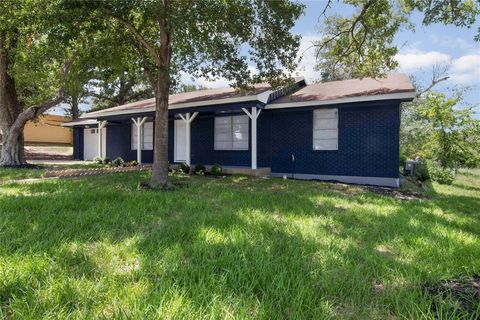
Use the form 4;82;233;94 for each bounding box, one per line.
101;8;160;65
8;54;76;133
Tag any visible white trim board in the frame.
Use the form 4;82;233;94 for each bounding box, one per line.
270;172;400;188
265;92;415;110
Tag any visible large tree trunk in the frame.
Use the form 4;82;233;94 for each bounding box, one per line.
0;34;26;166
71;95;79;120
150;70;170;187
0;128;26;166
150;3;171;188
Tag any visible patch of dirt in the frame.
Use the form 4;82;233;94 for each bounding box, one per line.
422;275;480;317
365;186;424;200
24;146;73;160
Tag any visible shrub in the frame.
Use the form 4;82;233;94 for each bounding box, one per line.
414;162;430;182
112;157;125;167
211;164;222;176
126;160;138;167
427;162;454;185
194;164;206;175
178;162;190;174
102;157;112;165
93;156;103;164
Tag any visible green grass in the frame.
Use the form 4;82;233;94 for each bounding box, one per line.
0;169;479;319
0;163;105;181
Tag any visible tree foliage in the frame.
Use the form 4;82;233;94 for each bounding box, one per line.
0;0;80;165
401;90;480;169
316;0;480;80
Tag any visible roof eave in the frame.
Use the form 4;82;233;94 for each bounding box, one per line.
265;91;416;110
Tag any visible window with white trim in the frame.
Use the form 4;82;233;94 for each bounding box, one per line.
313;108;338;150
131;122;153;150
214;115;249;150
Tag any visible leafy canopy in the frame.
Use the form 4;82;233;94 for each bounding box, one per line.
401;90;480;169
316;0;480;80
67;0;305;88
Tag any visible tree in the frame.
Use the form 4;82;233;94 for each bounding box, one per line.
315;0;480;80
420;91;479;169
401;68;480;170
88;64;154;112
0;0;79;166
173;84;209;94
70;0;304;187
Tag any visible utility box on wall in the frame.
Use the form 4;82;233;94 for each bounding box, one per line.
404;160;421;176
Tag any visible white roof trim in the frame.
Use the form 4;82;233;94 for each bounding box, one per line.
265;91;416;109
61;119;98;127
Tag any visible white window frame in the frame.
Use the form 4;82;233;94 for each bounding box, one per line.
313;108;338;151
131;122;153;150
214;115;249;151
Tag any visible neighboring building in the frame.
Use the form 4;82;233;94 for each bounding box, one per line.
24;114;72;146
63;74;415;187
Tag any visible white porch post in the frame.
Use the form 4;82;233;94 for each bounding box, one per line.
97;120;107;158
132;117;147;163
179;112;198;166
242;107;261;169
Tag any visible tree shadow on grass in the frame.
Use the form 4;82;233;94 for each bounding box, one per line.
1;174;479;318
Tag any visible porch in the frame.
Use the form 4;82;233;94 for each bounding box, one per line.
91;103;267;171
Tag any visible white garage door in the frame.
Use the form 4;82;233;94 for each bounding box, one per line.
83;127;106;160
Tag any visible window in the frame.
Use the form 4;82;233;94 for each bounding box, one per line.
214;115;249;150
132;122;153;150
313;108;338;150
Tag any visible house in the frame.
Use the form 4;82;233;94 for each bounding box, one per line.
63;74;415;187
19;114;72;146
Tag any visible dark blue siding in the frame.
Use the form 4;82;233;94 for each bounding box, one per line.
191;115;250;166
106;122;153;163
72;127;84;160
269;102;400;178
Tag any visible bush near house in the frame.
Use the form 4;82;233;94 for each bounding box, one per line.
211;164;222;176
194;164;206;175
178;162;190;174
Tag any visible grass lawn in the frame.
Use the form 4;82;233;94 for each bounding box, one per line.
0;168;479;319
0;163;105;181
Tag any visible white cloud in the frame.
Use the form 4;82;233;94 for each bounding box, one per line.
292;35;322;82
395;49;480;86
450;55;480;84
395;50;451;72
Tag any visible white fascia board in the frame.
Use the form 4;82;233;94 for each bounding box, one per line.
61;119;98;127
265;91;416;110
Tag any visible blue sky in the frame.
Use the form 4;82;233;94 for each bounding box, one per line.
53;1;479;116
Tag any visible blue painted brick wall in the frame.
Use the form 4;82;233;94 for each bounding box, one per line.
191;115;251;166
268;102;400;178
106;122;154;163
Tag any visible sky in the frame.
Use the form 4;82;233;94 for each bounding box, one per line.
53;0;480;116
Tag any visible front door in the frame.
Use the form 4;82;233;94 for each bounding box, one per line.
83;127;106;160
174;119;187;162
